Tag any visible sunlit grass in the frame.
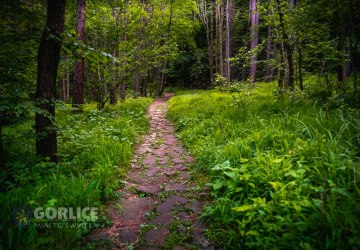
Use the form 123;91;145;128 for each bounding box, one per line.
168;82;360;249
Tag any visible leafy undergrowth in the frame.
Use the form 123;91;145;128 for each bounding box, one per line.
167;83;360;249
0;97;152;249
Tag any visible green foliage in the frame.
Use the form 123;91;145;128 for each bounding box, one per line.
168;83;360;249
0;97;152;249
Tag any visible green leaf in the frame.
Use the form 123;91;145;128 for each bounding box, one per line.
224;171;237;180
269;181;283;190
232;204;254;212
47;198;58;207
246;230;260;236
212;180;224;190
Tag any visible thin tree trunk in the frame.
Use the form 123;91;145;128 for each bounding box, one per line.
265;25;273;82
110;48;118;105
249;0;260;84
225;0;232;83
62;79;66;100
219;3;224;77
135;72;141;96
215;3;219;74
278;43;285;91
66;55;70;102
120;83;126;101
0;121;5;167
298;46;304;90
73;0;86;111
276;0;294;90
158;0;174;96
349;0;357;96
285;44;294;90
337;19;347;88
142;76;147;97
208;21;214;84
35;0;66;162
210;1;215;82
198;0;213;84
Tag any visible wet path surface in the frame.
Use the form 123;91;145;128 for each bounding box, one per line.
87;94;214;250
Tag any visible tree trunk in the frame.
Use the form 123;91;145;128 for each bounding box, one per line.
110;49;118;105
35;0;66;162
210;1;215;82
198;0;213;84
337;20;347;88
276;0;294;90
120;83;126;101
278;43;285;91
142;76;147;97
349;0;357;96
62;79;66;100
249;0;260;84
219;3;224;77
0;121;5;167
208;20;214;83
265;25;273;82
298;46;304;90
285;43;294;89
72;0;86;111
158;0;174;96
225;0;232;83
215;3;219;74
66;55;70;102
135;72;141;96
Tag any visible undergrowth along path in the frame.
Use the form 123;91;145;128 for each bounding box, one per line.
88;93;213;249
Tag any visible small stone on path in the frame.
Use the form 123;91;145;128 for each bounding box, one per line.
136;185;161;195
165;183;186;192
144;227;169;244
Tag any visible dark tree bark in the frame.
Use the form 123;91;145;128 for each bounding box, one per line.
135;72;141;96
72;0;86;110
120;83;126;101
249;0;260;84
337;20;347;88
35;0;66;162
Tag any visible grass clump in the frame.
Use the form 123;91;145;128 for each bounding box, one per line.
0;97;152;249
167;83;360;249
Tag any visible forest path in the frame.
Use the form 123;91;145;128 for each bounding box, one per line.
87;93;214;250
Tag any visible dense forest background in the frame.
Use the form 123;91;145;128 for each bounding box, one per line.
1;0;360;249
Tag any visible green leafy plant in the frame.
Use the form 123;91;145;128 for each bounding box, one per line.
168;83;360;249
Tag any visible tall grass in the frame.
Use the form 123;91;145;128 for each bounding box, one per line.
0;97;152;249
168;83;360;249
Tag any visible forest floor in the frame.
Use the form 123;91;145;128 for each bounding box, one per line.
86;93;214;250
